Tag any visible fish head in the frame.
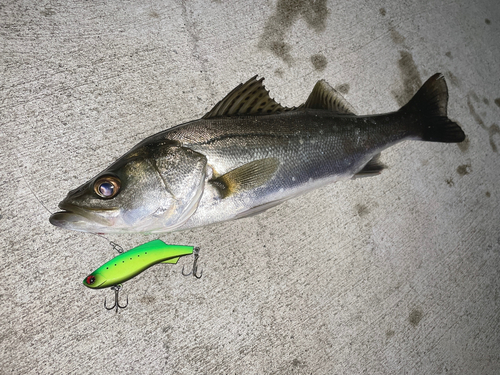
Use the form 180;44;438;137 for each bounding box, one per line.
50;143;207;233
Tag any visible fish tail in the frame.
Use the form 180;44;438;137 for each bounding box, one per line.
399;73;465;143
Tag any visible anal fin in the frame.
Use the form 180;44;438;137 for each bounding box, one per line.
352;154;384;179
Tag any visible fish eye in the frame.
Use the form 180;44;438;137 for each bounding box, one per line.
86;275;96;285
94;175;121;198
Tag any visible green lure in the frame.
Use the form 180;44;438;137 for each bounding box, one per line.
83;239;194;289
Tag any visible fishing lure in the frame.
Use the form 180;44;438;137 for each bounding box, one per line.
83;239;201;312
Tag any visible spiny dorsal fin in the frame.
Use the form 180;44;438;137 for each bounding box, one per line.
203;76;295;119
211;158;280;198
352;153;384;179
303;80;356;115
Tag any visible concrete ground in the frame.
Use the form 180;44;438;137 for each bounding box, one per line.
1;0;499;373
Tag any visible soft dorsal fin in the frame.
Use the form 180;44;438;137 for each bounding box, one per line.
303;80;356;115
203;76;295;119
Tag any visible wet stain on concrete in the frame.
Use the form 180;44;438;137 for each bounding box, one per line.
392;51;422;106
456;163;471;176
386;329;395;338
259;0;328;65
446;71;461;88
41;8;56;17
387;27;422;106
355;203;369;217
292;358;306;368
483;98;490;105
141;295;156;304
457;136;469;153
311;53;328;71
485;19;491;25
409;308;423;327
150;11;160;18
379;8;387;16
495;98;500;108
336;83;350;95
468;95;500;152
445;51;452;59
489;124;500;152
486;191;491;198
389;28;406;45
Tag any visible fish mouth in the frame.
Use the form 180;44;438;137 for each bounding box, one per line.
49;203;117;232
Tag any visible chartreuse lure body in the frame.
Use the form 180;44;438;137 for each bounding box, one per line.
83;239;194;289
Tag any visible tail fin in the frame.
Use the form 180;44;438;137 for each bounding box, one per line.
399;73;465;143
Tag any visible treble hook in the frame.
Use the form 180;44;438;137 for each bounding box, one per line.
104;284;128;313
182;247;202;279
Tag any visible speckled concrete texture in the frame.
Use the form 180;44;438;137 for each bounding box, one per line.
1;1;499;374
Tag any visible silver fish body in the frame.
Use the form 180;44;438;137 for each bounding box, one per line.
49;74;465;233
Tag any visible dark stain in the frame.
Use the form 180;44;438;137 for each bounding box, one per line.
489;124;500;152
446;71;460;88
486;191;491;198
468;95;500;152
379;8;386;16
386;329;395;338
445;51;453;59
470;92;480;102
269;41;293;64
389;28;405;45
445;178;454;187
311;54;328;71
150;11;160;18
456;163;471;176
483;98;490;105
274;68;284;78
259;0;328;65
468;97;485;126
41;8;56;16
485;19;491;25
392;50;422;107
140;295;156;304
409;308;423;327
336;83;350;95
292;358;306;368
495;98;500;108
457;136;469;153
355;203;369;217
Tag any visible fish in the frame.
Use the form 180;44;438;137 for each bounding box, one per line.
49;73;466;233
83;240;194;289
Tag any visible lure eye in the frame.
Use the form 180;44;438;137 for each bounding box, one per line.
86;275;96;285
94;176;121;199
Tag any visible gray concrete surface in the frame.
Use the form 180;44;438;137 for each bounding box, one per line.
1;0;499;373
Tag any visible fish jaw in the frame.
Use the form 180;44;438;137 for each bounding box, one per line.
49;201;121;233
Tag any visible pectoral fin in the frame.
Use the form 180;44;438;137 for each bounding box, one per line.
212;158;280;198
